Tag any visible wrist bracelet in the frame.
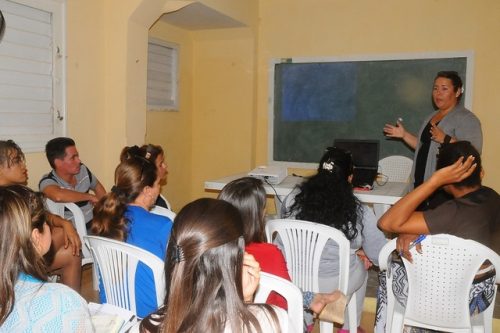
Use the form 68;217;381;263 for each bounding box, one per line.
443;134;451;144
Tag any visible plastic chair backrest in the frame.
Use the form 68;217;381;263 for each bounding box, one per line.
266;219;356;332
379;234;500;333
378;155;413;182
159;194;172;210
254;272;303;333
84;235;166;315
150;205;176;221
45;198;92;262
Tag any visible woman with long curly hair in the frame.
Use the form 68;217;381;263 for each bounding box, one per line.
282;147;387;332
140;198;290;333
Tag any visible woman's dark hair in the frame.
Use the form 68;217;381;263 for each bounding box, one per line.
119;144;164;165
159;198;278;333
0;185;48;324
218;177;267;244
0;140;25;168
290;147;361;240
435;71;464;102
437;141;481;188
140;144;164;164
92;146;157;241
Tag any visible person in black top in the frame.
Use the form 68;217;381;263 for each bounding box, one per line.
384;71;482;210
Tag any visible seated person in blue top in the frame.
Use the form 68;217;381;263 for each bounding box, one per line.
138;144;171;210
92;145;174;318
281;147;388;333
0;185;93;332
376;141;500;332
39;137;106;227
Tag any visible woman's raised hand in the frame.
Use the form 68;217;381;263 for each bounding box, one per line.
383;120;405;139
429;122;445;143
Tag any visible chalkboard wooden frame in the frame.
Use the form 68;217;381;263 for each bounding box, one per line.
268;51;474;168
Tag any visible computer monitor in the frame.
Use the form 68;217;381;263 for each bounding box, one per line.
333;139;380;187
333;139;380;168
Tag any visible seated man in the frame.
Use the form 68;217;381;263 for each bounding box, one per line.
376;141;500;331
39;137;106;227
378;141;499;256
0;139;82;291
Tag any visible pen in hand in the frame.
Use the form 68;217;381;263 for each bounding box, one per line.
408;234;426;250
398;235;427;261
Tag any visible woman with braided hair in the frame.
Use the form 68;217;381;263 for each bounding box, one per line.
92;145;173;318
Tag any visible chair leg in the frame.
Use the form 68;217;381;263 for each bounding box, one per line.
390;302;405;333
319;320;333;333
347;291;357;333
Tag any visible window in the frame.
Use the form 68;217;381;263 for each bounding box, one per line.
147;38;179;111
0;0;65;152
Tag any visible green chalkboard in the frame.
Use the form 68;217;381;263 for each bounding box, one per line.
271;55;470;165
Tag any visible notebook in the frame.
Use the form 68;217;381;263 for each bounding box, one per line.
88;302;137;333
333;139;380;188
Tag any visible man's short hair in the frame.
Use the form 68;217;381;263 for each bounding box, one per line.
45;137;75;169
437;141;481;188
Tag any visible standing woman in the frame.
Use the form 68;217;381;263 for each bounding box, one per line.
140;198;289;333
92;145;173;318
0;185;92;332
282;147;387;332
384;71;482;209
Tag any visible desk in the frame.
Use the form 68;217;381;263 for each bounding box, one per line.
205;173;409;217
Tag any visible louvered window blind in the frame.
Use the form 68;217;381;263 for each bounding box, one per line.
0;0;65;152
147;38;178;110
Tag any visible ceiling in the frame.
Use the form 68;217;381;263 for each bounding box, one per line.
159;2;245;30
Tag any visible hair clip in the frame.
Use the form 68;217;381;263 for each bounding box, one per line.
322;161;335;172
173;244;185;263
145;152;151;160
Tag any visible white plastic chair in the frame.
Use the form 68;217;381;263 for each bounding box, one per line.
378;155;413;183
266;219;355;333
150;205;176;221
84;235;166;316
378;234;500;333
254;272;303;333
45;198;98;289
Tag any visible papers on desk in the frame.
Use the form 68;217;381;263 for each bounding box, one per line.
89;302;137;333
